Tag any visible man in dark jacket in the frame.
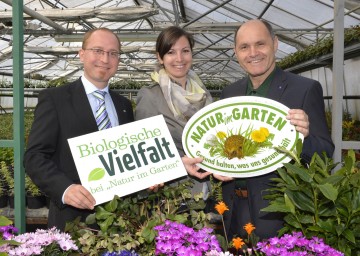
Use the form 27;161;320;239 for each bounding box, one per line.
24;28;134;231
216;19;334;239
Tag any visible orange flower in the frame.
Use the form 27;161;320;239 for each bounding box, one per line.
244;222;256;235
214;201;229;215
232;237;245;250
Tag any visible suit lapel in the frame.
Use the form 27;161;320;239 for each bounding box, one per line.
109;90;131;124
266;67;288;101
70;79;98;133
238;79;248;96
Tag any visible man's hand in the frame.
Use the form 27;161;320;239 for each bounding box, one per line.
64;184;96;210
182;156;212;179
287;109;309;137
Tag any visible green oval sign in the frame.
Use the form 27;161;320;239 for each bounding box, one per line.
182;96;303;178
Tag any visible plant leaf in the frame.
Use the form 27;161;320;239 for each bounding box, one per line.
284;163;313;183
261;203;292;213
342;228;356;243
285;189;315;213
96;206;114;220
99;215;114;233
317;183;338;201
317;219;335;232
283;214;301;229
284;194;295;214
104;196;118;212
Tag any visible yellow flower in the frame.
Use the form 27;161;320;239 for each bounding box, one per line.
251;130;266;143
216;131;227;139
244;222;256;235
259;127;270;138
232;237;245;250
214;201;229;215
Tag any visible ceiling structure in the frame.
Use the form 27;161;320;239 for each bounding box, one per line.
0;0;360;84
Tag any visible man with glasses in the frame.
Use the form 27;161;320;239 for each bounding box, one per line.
24;28;134;231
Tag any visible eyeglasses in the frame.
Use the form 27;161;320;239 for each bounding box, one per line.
84;48;120;59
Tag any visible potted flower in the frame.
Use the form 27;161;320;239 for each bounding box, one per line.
0;216;78;255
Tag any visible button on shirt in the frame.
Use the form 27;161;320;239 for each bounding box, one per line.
81;76;119;127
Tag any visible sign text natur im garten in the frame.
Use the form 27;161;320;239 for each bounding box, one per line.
182;96;303;178
68;115;187;205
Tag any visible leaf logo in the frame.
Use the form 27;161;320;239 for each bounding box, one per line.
88;168;105;181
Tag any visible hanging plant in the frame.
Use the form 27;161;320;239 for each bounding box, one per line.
278;26;360;69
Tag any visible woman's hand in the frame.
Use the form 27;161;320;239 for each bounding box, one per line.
182;155;212;179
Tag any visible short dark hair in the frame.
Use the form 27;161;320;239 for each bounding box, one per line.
156;26;194;60
82;28;121;51
234;19;275;44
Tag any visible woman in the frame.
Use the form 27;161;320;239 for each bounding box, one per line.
135;26;213;196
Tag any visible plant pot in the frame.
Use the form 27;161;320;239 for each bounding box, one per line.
26;195;46;209
9;195;14;208
0;195;8;208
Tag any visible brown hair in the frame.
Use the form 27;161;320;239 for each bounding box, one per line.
82;28;121;51
234;20;275;45
156;26;194;60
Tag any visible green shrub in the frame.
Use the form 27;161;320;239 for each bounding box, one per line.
264;142;360;256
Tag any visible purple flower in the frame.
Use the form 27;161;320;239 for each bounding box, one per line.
0;227;78;256
101;250;139;256
256;231;344;256
154;220;221;256
0;225;18;240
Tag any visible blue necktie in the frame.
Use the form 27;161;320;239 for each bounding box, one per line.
93;90;112;130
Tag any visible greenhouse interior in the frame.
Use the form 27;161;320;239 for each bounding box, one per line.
0;0;360;255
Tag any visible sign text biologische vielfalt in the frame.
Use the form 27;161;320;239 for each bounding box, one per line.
68;115;187;205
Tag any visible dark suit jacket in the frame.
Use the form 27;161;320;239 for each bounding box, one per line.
220;67;334;237
24;78;134;230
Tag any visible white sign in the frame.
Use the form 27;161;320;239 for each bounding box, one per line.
68;115;187;205
182;96;303;178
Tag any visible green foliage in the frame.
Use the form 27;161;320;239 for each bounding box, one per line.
0;77;229;91
67;179;215;256
0;111;34;166
278;26;360;69
209;175;223;202
25;174;42;197
0;111;34;141
263;143;360;256
0;161;14;196
0;148;14;166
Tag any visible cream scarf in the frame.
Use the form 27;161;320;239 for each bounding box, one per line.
151;68;213;126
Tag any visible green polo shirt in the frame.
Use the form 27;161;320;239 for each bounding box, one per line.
246;68;276;97
235;68;276;190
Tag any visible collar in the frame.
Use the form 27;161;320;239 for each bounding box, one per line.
246;67;276;97
81;75;110;95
